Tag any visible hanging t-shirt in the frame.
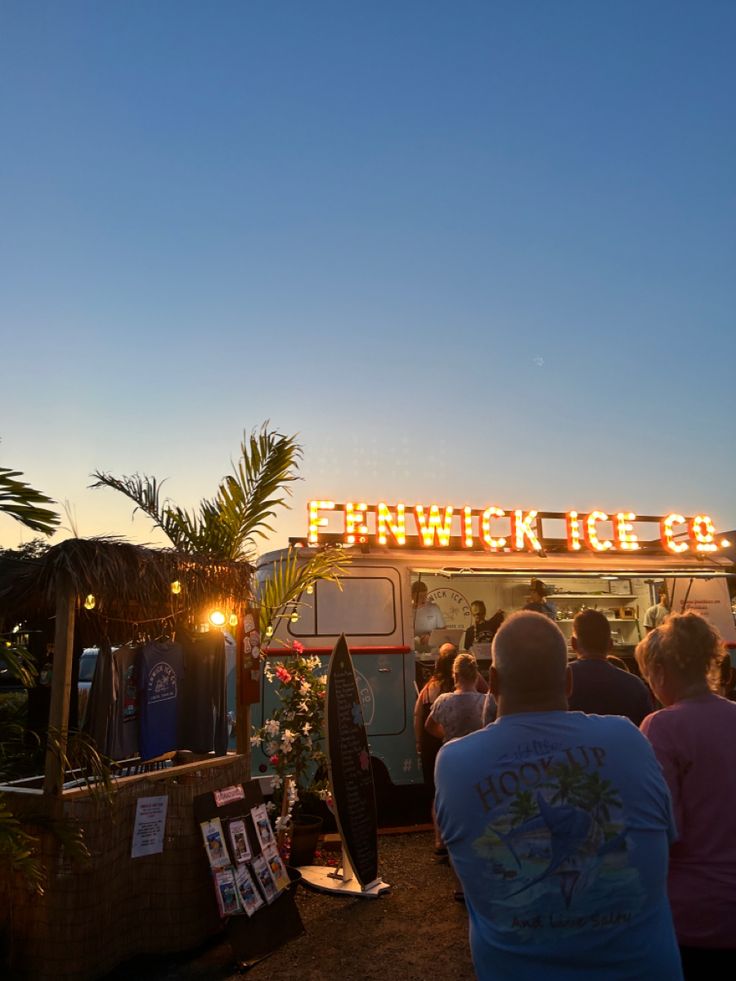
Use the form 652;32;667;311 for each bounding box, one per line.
179;628;228;756
137;640;184;761
435;711;682;981
83;641;113;752
109;645;140;761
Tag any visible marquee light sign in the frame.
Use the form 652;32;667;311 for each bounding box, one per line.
307;501;731;555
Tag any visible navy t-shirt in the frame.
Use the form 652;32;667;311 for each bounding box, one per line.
138;640;184;760
568;658;653;726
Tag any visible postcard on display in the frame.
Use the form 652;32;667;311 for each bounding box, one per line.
200;818;229;870
235;865;265;916
250;803;276;850
251;854;280;904
213;867;243;917
263;843;290;893
228;819;252;864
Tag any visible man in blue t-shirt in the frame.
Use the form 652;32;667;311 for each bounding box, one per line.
435;611;682;981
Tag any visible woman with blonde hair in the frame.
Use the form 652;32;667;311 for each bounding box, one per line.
636;612;736;979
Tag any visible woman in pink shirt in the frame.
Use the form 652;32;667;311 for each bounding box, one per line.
636;612;736;980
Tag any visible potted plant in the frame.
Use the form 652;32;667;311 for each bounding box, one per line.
250;641;330;864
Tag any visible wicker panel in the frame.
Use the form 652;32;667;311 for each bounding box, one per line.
4;756;250;981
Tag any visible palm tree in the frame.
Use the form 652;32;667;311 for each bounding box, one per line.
91;424;349;752
90;424;347;625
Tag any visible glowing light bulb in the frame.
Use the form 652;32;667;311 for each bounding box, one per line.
586;512;613;551
415;504;453;547
661;514;688;554
463;506;474;548
691;514;717;552
209;610;226;626
265;625;273;638
171;580;182;595
228;613;238;627
566;511;582;551
513;510;542;552
481;507;507;550
306;584;314;595
377;502;406;546
308;500;335;544
615;513;640;551
290;611;299;623
84;594;96;610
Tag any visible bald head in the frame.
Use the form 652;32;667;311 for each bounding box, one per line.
491;611;569;714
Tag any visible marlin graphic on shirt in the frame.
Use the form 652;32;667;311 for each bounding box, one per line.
491;792;627;906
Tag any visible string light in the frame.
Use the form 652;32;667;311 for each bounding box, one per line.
661;514;689;554
209;610;226;626
615;513;640;551
170;580;182;595
228;613;238;627
481;507;507;550
84;594;96;610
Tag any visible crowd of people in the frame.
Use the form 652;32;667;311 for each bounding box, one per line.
414;601;736;981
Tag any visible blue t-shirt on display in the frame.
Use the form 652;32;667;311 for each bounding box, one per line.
435;711;682;981
138;640;184;761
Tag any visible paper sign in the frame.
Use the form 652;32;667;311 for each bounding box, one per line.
131;795;168;858
214;785;245;807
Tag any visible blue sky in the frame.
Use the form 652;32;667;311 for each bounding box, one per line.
1;1;734;550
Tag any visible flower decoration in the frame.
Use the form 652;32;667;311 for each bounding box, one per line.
251;641;329;833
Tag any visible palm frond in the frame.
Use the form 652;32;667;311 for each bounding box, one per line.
257;546;349;639
0;467;59;535
0;795;46;894
88;473;191;549
0;642;37;690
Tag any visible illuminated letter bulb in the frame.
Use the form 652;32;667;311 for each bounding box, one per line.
345;502;368;544
415;504;454;547
615;512;639;551
512;510;542;552
586;512;613;552
661;513;689;554
691;514;717;552
308;500;335;545
463;507;474;548
377;503;406;546
566;511;582;551
481;507;507;550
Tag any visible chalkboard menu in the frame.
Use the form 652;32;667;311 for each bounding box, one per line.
326;634;378;888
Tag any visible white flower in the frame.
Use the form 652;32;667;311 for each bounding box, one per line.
300;681;311;695
298;701;309;713
265;801;276;813
281;729;296;752
271;774;283;789
275;815;292;833
250;733;262;748
302;722;312;735
264;718;280;737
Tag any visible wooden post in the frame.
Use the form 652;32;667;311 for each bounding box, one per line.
43;580;76;796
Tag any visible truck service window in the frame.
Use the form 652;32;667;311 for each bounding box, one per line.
289;577;396;638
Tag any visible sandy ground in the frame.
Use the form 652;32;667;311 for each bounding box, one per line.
107;830;476;981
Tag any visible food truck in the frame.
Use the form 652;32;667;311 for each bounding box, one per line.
253;501;735;796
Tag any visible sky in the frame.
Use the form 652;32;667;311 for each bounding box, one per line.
1;1;735;553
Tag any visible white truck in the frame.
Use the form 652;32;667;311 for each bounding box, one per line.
252;503;735;797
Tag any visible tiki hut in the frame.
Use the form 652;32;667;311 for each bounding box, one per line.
0;537;255;980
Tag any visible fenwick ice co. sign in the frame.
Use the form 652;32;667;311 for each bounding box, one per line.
306;501;731;555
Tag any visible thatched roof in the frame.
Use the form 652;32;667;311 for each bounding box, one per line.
0;537;253;625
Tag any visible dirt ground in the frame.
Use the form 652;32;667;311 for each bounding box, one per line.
108;830;476;981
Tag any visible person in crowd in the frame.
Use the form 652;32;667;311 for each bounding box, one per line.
414;643;459;794
426;651;491;861
644;586;671;632
568;608;653;724
463;600;505;650
435;611;682;981
412;579;445;649
637;613;736;979
523;579;557;620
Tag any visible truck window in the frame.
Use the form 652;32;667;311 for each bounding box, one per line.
289;577;397;637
